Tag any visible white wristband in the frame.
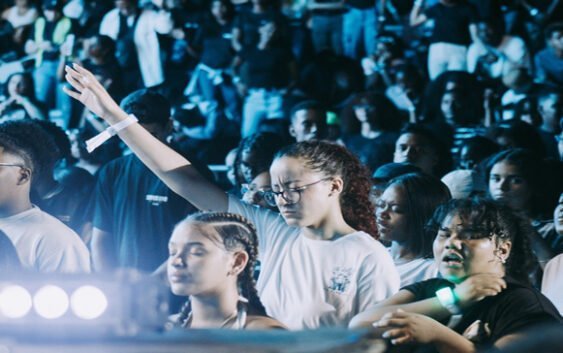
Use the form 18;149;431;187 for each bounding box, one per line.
86;114;138;153
436;287;461;315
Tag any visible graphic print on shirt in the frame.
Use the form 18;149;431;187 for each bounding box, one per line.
326;267;352;294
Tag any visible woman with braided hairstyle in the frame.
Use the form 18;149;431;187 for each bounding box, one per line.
168;212;285;329
64;64;400;330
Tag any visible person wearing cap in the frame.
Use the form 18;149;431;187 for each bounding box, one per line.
371;162;421;202
99;0;172;92
91;89;200;273
441;169;487;199
24;0;72;112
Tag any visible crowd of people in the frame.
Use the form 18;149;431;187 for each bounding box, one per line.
0;0;562;351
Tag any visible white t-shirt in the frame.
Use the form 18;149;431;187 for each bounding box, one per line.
0;206;91;273
467;35;529;78
542;253;563;315
5;6;38;28
394;257;438;287
228;196;400;329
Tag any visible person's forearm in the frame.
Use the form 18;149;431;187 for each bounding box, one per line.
232;30;243;52
409;0;425;26
350;297;451;328
469;24;480;44
20;99;45;120
104;110;228;211
434;327;476;353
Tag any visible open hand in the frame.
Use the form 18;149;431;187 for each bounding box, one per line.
63;64;122;122
374;309;440;345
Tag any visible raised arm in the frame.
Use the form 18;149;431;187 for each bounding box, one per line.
63;64;228;211
409;0;427;27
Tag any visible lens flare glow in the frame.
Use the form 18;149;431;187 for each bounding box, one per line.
70;286;108;320
33;285;69;319
0;285;32;318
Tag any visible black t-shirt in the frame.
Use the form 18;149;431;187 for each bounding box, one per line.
403;277;562;352
40;20;61;61
240;45;293;89
468;0;502;20
92;154;198;272
33;166;95;236
233;8;289;48
425;2;478;46
194;16;234;69
346;0;375;10
344;132;398;173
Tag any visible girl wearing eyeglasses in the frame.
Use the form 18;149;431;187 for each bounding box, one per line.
350;198;561;352
64;64;400;329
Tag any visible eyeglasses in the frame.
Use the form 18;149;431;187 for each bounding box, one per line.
263;177;331;207
0;163;25;169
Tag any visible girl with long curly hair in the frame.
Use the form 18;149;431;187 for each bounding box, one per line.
64;64;400;330
350;197;561;351
168;212;284;329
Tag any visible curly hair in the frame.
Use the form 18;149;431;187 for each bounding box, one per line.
234;132;288;185
426;197;538;283
387;173;452;258
0;120;60;183
340;92;402;136
34;120;72;162
175;212;267;327
275;141;378;239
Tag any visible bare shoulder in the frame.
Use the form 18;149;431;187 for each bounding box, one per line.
245;315;288;330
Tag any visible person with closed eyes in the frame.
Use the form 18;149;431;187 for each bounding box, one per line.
63;63;400;330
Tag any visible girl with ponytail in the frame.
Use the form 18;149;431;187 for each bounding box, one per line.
168;211;285;329
64;64;400;330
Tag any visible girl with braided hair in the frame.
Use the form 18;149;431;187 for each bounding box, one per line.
168;211;285;329
64;64;400;330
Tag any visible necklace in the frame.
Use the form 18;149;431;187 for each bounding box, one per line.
182;304;247;329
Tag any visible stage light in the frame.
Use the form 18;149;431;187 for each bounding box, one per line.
70;285;108;320
0;271;168;338
0;285;32;318
33;285;69;319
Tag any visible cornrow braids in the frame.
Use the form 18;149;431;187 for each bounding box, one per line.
186;212;267;316
176;299;192;328
275;141;378;239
